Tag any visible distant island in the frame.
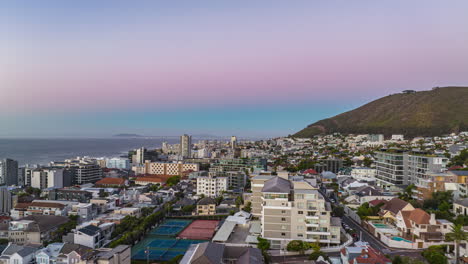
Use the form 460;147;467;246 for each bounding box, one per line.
113;134;143;137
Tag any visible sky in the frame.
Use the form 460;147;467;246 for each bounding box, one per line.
1;1;468;138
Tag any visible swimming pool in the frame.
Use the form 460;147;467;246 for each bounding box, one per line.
391;236;412;243
372;223;390;228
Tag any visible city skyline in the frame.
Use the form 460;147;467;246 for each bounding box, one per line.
2;1;468;137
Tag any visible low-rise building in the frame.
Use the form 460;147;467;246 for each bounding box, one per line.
196;197;216;216
0;215;69;245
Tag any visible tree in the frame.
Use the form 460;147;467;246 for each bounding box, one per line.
257;237;271;264
215;195;224;205
166;175;180;186
422;245;448;264
308;243;328;261
243;201;252;213
363;157;373;167
446;224;468;264
399;184;416;201
287;240;311;255
235;196;244;208
332;206;345;217
449;149;468;167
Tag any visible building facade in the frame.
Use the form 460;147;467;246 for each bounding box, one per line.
0;159;19;186
196;175;228;197
256;176;341;249
180;134;192;158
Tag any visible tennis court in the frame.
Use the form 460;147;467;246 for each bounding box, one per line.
132;238;205;261
150;219;192;236
177;220;220;240
132;219;206;261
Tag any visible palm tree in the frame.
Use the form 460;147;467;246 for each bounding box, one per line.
446;224;468;264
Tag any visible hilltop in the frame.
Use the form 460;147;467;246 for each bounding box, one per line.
294;87;468;138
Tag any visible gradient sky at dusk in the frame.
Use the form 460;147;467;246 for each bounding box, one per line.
2;1;468;137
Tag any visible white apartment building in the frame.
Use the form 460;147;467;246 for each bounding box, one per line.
350;167;376;180
106;158;130;170
253;176;341;249
141;161;199;175
196;176;228;197
31;168;64;189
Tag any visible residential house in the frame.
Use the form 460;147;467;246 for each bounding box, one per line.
35;243;65;264
379;198;414;225
196;198;216;216
454;199;468;216
0;243;40;264
56;243;92;264
0;215;69;245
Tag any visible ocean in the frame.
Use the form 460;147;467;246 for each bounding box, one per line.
0;138;180;166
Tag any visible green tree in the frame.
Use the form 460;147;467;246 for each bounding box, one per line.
332;206;345;217
166;175;181;186
308;243;328;261
257;237;271;264
422;245;448;264
286;240;311;255
399;184;416;201
243;201;252;213
446;224;468;264
363;157;373;167
449;149;468;167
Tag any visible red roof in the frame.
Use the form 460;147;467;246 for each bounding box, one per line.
449;165;464;170
353;247;391;264
95;177;126;186
369;199;387;207
303;169;318;174
134;177;164;183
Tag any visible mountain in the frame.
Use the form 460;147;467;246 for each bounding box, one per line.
294;86;468;138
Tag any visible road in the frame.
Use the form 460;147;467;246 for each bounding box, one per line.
318;187;424;259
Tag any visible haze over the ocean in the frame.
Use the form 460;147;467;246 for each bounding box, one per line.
2;1;468;137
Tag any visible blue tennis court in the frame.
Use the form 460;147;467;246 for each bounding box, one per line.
132;219;205;261
150;219;191;236
132;239;205;261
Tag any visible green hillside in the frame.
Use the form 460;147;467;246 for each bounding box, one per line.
294;87;468;138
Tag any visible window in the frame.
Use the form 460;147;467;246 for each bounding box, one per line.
298;211;303;214
281;233;286;236
281;210;286;214
298;234;303;237
281;218;286;222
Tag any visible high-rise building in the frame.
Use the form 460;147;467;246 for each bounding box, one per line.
0;186;15;214
230;136;237;149
375;149;448;189
50;157;102;184
180;134;192;158
375;150;407;187
31;168;64;189
252;176;340;249
0;158;19;186
132;147;147;165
